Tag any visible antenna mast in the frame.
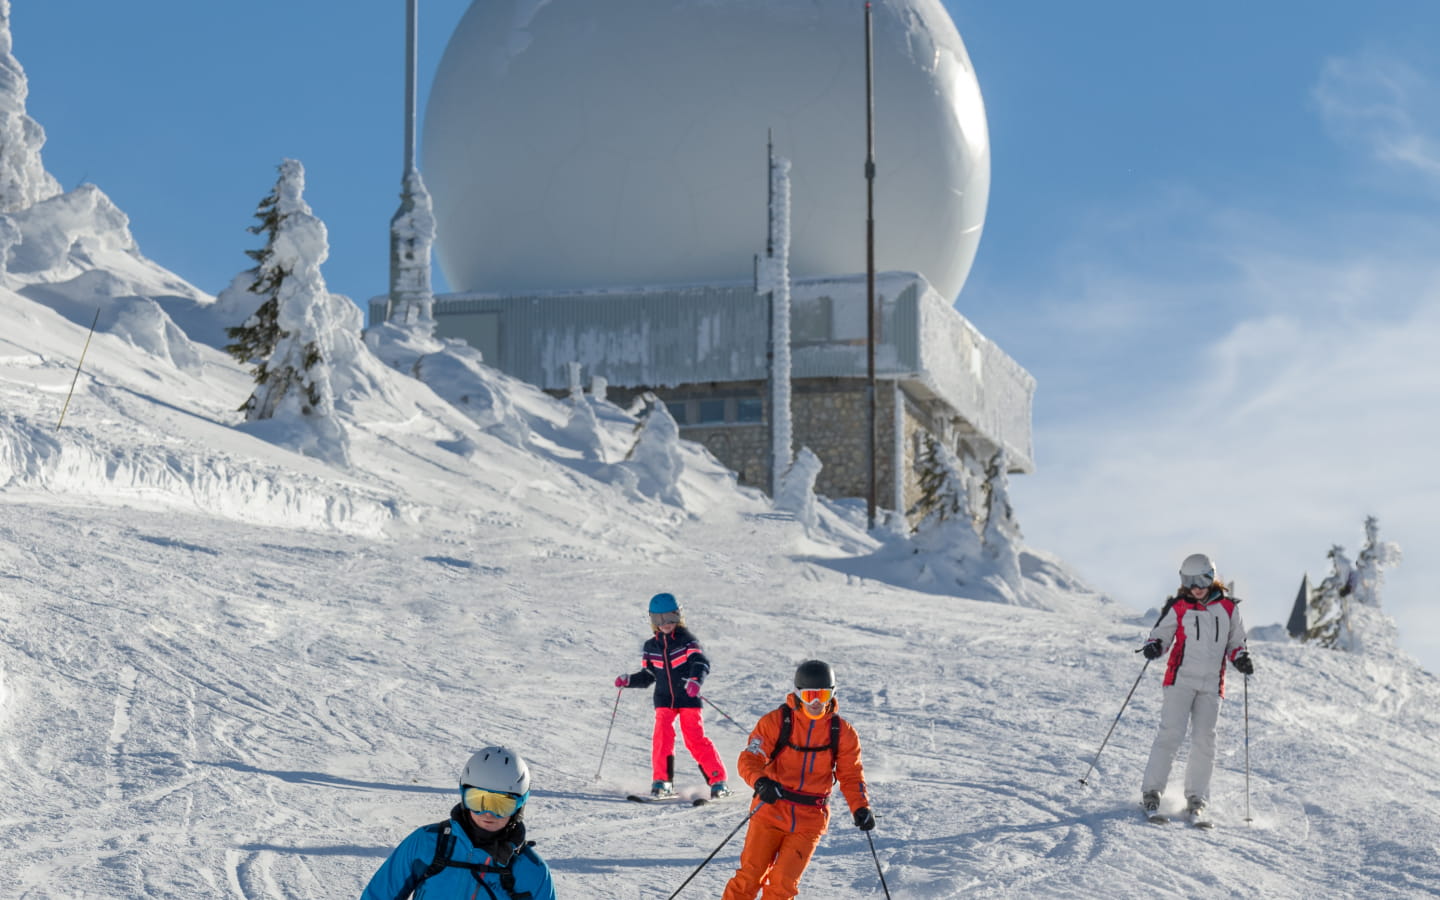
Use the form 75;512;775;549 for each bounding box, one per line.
864;2;878;530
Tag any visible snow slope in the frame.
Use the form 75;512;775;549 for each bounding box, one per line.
0;260;1438;900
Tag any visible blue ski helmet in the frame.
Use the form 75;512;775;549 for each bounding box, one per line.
648;592;680;614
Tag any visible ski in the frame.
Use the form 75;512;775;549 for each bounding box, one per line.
1187;813;1214;830
627;794;709;807
1141;803;1168;825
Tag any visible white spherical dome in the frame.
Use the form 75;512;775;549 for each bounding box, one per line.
423;0;989;301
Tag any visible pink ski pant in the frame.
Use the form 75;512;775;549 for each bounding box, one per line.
651;707;727;783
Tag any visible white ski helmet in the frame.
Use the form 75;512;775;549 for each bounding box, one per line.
461;746;531;796
1179;553;1216;589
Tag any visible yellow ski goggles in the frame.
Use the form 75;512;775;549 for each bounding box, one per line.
461;785;528;818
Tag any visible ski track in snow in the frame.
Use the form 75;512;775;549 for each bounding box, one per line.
2;498;1440;897
0;297;1436;897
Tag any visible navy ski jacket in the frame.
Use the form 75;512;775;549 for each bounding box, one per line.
625;625;710;709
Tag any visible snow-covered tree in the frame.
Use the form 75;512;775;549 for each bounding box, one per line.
226;160;349;465
562;375;605;463
980;448;1026;604
908;434;974;530
1304;544;1354;648
223;170;287;376
618;393;683;505
775;446;822;531
0;2;62;213
1352;515;1402;609
908;435;983;583
1304;517;1404;654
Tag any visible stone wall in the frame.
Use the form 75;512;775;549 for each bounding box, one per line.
584;379;966;524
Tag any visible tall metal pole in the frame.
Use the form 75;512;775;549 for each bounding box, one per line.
387;0;422;324
403;0;417;175
765;132;776;496
863;3;878;529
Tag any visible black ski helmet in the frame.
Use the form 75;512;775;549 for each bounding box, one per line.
794;659;836;691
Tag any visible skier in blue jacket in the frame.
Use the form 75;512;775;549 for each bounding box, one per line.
361;746;556;900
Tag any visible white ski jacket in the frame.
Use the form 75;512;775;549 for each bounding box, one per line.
1149;587;1248;697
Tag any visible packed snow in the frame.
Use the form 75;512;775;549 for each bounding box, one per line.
1;6;1438;898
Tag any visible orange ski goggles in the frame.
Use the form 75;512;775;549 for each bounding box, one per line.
798;689;833;705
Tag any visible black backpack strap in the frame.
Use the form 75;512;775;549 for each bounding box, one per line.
417;824;537;900
768;704;843;762
768;705;792;762
420;821;454;882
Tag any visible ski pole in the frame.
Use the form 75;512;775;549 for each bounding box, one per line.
595;687;623;781
1244;674;1253;824
1078;658;1151;786
865;829;892;900
667;804;758;899
700;695;747;732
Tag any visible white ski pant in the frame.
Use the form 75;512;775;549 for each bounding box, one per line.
1142;684;1222;802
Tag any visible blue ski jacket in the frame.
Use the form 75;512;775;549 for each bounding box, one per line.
360;807;556;900
624;625;710;709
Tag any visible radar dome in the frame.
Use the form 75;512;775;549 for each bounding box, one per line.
423;0;989;301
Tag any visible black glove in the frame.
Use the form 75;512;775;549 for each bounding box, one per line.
1233;652;1254;675
1141;639;1163;660
754;777;783;805
853;807;876;831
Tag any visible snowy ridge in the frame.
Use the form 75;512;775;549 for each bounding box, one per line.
0;410;400;536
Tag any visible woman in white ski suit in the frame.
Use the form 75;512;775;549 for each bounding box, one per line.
1140;553;1253;815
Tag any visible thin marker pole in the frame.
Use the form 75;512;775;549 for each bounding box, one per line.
57;307;101;430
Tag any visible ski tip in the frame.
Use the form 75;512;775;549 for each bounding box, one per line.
692;798;710;807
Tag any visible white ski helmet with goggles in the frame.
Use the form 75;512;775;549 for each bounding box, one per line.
461;745;531;796
1179;553;1216;589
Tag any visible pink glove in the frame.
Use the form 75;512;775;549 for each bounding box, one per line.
684;678;702;698
615;674;629;688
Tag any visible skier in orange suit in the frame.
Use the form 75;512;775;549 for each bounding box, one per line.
721;659;875;900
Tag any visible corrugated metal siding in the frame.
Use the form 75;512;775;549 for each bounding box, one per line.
420;275;1031;470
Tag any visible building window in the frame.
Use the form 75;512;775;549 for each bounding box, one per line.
736;397;764;423
697;399;727;424
667;401;689;425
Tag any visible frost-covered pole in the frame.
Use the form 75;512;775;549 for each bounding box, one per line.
863;2;878;529
387;0;436;327
764;137;794;495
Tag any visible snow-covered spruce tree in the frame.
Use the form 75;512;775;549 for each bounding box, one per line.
907;435;983;583
980;448;1027;604
223;170;287;379
1352;515;1402;609
0;1;62;213
1304;544;1354;648
908;434;973;529
226;160;348;464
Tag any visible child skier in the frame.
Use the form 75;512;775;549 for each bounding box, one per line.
722;659;874;900
1139;552;1254;825
614;592;730;799
360;745;556;899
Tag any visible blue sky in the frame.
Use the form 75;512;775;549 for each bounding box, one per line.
13;2;1440;671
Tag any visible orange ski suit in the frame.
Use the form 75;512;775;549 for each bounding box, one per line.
721;693;869;900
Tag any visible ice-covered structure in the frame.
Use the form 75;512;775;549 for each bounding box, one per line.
386;0;1032;511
